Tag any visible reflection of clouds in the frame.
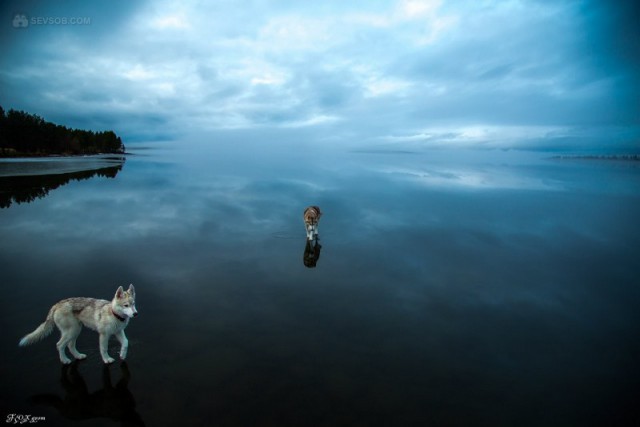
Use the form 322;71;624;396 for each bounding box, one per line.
379;165;560;190
3;142;640;426
1;143;636;286
1;160;327;286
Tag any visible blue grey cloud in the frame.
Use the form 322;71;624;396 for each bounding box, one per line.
0;0;638;150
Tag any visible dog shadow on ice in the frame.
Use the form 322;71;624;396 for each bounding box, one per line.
31;361;145;427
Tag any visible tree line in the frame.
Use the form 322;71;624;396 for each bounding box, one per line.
0;106;125;157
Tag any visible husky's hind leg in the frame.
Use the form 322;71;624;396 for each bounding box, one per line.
54;312;81;364
68;340;87;360
66;324;86;360
56;334;73;364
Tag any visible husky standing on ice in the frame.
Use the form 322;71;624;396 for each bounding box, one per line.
19;285;138;364
303;206;322;241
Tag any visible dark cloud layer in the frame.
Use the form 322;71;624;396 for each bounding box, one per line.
0;0;638;150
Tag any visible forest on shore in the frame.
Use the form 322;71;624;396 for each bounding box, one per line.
0;106;125;157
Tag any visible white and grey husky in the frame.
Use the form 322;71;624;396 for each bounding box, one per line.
303;206;322;240
19;285;138;364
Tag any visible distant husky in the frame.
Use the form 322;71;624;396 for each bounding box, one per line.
19;285;138;365
303;206;322;240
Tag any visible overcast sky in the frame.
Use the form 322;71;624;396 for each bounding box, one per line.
1;0;638;150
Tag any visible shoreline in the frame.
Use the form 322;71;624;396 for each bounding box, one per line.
550;154;640;161
0;151;127;159
0;154;126;178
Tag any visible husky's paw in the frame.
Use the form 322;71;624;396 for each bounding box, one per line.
75;353;87;360
103;357;116;364
60;357;72;365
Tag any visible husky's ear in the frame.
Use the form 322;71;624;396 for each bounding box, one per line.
128;284;135;296
115;286;125;299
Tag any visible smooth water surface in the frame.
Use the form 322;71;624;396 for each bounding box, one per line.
1;138;639;426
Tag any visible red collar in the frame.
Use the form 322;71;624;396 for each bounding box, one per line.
111;308;127;322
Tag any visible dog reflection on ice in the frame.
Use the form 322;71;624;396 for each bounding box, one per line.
31;361;145;426
303;238;322;268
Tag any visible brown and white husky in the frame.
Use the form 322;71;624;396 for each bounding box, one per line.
303;206;322;240
19;285;138;364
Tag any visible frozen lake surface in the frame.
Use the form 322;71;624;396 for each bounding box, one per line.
1;138;639;426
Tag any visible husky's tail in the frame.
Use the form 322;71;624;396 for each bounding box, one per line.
19;306;56;347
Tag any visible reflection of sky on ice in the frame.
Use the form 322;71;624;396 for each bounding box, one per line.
379;164;558;190
1;140;639;425
3;139;638;290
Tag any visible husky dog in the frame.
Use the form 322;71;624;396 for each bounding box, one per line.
303;206;322;240
19;285;138;365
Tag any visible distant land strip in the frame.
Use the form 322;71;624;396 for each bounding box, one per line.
551;154;640;161
0;106;125;157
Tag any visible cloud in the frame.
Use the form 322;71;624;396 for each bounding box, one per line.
152;13;190;30
0;0;638;150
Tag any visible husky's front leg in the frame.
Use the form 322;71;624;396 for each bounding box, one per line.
99;333;115;364
115;330;129;360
